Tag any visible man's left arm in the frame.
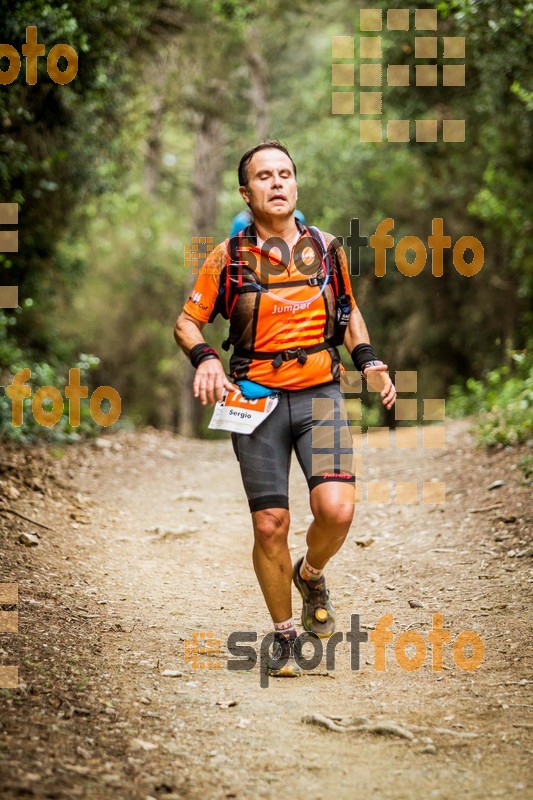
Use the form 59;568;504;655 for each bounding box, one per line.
344;305;396;410
331;238;396;411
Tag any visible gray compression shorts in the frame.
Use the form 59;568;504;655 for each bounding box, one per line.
231;380;355;513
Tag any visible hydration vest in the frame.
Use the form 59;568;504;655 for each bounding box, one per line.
209;222;352;367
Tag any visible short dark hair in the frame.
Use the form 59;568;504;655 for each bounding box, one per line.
238;140;297;187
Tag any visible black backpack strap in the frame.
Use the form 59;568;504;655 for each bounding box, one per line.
218;223;349;344
307;226;352;346
329;235;349;297
226;224;258;316
307;225;348;299
233;338;337;368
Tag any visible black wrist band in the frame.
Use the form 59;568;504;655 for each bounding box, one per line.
189;343;220;368
351;343;378;372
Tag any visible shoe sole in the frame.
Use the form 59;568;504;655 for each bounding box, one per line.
266;665;302;677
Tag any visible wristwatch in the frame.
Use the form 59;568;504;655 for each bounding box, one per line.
361;360;382;380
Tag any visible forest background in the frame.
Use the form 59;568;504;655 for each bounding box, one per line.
0;0;531;450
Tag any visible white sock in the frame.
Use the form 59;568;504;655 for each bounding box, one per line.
300;556;323;582
274;617;296;636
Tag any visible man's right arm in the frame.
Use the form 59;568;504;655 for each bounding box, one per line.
174;312;236;407
174;242;236;405
174;310;207;352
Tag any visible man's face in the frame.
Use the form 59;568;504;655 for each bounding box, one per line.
239;149;298;220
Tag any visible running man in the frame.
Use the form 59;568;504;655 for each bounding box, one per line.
174;141;396;677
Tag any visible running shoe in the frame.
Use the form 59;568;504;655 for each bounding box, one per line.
266;631;302;677
293;556;336;638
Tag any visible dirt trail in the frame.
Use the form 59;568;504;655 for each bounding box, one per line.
0;421;531;799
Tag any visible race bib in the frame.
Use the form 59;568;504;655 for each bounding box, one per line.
208;388;279;434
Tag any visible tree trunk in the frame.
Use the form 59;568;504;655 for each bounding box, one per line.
178;110;226;438
143;54;172;199
144;91;165;198
246;31;269;140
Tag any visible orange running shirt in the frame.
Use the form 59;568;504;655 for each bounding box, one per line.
183;226;356;390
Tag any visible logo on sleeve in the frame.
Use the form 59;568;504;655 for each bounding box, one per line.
189;290;208;310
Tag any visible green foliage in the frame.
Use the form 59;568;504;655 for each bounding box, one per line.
448;347;533;447
1;0;532;437
518;454;533;481
0;0;160;355
344;396;382;431
0;310;112;442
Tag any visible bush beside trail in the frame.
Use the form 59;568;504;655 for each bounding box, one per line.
449;345;533;450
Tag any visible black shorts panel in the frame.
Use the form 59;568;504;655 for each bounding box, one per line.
231;381;355;512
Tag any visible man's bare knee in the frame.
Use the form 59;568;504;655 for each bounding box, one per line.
313;501;354;531
253;509;290;551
